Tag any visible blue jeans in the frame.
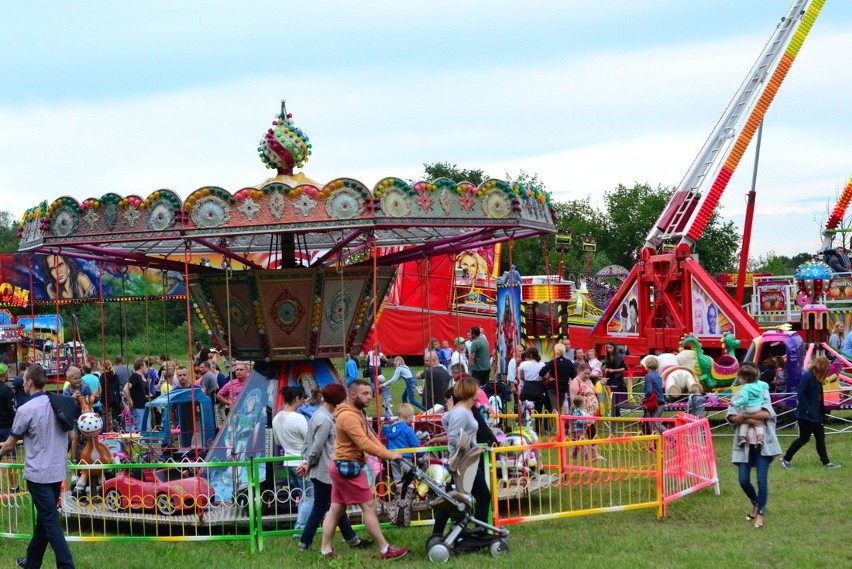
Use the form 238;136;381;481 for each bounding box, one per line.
287;466;314;531
26;480;76;568
737;447;772;516
299;478;358;548
132;408;145;432
402;381;425;411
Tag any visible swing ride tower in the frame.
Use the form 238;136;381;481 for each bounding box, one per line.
589;0;826;357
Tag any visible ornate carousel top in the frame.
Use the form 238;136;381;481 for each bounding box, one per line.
14;102;559;360
17;102;557;273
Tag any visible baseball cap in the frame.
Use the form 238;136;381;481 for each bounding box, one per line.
0;363;8;376
454;337;466;345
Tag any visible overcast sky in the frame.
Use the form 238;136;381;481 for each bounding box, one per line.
2;0;851;261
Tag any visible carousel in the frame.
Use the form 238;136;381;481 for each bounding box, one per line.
14;100;559;531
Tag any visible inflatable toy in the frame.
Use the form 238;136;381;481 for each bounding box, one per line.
680;334;740;389
656;352;699;396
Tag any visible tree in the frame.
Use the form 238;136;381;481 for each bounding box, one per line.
599;183;740;275
748;251;814;275
0;211;18;253
694;213;741;275
599;184;672;268
419;162;488;186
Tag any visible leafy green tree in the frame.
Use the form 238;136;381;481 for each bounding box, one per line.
748;251;815;275
420;162;488;186
599;183;740;275
0;211;18;253
599;184;671;268
694;213;740;274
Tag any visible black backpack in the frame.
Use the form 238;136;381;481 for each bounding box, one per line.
47;393;80;432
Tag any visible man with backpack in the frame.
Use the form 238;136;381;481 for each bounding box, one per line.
0;364;76;568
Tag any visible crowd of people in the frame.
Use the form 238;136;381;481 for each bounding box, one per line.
356;328;632;426
0;330;845;564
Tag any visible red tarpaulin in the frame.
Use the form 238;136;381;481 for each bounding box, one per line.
370;255;496;357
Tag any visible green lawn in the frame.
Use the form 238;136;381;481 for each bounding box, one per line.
1;431;849;569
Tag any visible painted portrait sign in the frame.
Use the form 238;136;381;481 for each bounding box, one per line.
496;285;521;377
607;282;639;335
0;253;186;304
691;277;734;336
451;247;497;316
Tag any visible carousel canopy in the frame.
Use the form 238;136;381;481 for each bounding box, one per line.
16;103;557;272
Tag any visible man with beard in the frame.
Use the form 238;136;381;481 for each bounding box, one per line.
319;380;408;561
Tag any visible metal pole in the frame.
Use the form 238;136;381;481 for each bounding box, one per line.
736;121;763;305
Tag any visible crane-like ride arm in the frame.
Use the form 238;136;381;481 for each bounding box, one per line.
643;0;826;255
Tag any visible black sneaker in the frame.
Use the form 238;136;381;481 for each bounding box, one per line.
17;558;28;568
351;538;374;548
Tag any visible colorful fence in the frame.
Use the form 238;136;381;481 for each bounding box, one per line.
489;413;718;526
0;461;30;539
0;415;718;552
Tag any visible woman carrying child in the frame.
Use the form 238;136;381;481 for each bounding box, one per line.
726;362;781;528
569;363;604;460
732;365;770;446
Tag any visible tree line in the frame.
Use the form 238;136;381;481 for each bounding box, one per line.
420;162;742;278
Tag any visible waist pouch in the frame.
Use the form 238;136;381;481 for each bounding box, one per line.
335;460;362;478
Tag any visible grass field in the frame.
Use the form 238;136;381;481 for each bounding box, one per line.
1;430;848;569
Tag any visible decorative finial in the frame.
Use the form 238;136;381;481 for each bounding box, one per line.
257;100;312;175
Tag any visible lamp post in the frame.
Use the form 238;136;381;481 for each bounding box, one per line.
582;236;597;281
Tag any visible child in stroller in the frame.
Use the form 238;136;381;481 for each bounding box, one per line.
398;430;508;562
399;377;508;562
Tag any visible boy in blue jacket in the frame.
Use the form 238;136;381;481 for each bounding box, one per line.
382;404;421;483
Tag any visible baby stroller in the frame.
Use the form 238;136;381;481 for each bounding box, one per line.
398;431;509;563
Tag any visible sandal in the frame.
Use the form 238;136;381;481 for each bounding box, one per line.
754;514;764;528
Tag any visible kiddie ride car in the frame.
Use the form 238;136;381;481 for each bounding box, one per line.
102;467;213;516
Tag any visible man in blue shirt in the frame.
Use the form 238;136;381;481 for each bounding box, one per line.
345;352;360;387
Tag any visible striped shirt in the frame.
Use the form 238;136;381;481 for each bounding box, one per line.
10;392;68;484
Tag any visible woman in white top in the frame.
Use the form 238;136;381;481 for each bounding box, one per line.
518;347;550;415
272;386;313;531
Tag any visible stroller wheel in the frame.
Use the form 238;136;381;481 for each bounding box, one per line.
427;542;451;563
426;535;443;551
490;539;509;557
